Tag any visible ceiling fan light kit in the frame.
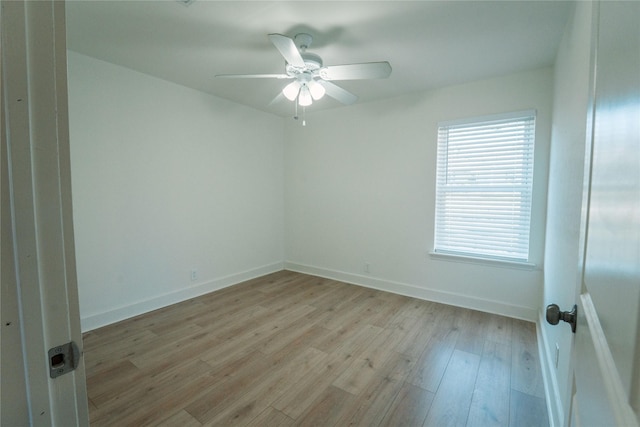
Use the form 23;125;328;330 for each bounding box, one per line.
215;32;392;123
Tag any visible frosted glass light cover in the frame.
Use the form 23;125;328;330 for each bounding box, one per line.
298;85;313;106
283;81;301;101
308;80;326;100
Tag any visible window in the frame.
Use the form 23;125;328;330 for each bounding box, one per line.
433;110;536;262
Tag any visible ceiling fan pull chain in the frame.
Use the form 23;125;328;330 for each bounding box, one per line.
302;106;306;127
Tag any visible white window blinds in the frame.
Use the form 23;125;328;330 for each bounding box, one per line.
434;111;536;262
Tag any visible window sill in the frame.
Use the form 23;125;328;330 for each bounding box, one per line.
429;251;538;271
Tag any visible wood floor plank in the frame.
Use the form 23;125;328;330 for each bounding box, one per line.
339;349;422;425
321;293;382;331
294;385;356;426
204;347;327;426
83;271;549;427
338;374;404;426
255;317;328;355
422;349;481;427
128;329;217;371
406;334;458;392
207;303;299;343
485;312;513;345
380;382;434;427
395;307;451;358
191;295;269;330
313;318;379;355
138;301;210;334
90;359;214;426
430;303;465;343
83;323;157;354
197;303;316;368
378;350;417;382
358;327;407;372
83;329;159;373
333;355;382;395
385;312;420;336
466;341;512;427
252;270;312;295
509;389;549;427
155;409;202;427
307;280;367;313
85;359;141;403
88;398;98;413
511;320;545;398
395;297;438;319
146;319;204;341
455;309;489;355
184;351;273;423
244;407;295;427
271;350;354;419
332;323;384;361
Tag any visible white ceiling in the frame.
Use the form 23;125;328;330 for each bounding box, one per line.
65;1;572;117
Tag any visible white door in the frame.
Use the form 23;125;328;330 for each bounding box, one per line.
1;0;89;425
570;1;640;425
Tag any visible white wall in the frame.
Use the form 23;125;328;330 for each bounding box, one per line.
284;68;554;320
539;3;593;426
67;51;285;331
68;52;556;330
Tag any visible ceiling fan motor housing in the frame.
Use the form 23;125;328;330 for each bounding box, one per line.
286;52;323;75
302;53;322;70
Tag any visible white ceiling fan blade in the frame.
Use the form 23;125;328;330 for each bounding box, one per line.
317;80;358;105
319;62;392;81
215;73;291;79
268;34;306;68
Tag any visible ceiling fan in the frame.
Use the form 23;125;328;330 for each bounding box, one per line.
216;33;392;108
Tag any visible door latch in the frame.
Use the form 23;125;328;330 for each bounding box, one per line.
48;341;80;378
546;304;577;333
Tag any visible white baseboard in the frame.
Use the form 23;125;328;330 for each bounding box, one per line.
82;260;537;331
537;310;565;427
284;261;537;322
80;262;284;332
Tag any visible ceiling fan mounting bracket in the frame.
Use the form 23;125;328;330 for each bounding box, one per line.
294;33;313;51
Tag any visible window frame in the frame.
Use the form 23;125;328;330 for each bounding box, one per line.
432;110;537;266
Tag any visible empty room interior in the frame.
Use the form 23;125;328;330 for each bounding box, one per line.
3;1;640;426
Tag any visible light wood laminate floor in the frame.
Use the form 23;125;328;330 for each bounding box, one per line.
83;270;549;426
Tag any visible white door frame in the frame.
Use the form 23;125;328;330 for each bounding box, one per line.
2;0;88;425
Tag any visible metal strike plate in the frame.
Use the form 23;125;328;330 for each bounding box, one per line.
48;341;80;378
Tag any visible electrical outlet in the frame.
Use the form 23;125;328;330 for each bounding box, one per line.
364;263;370;274
190;269;197;281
